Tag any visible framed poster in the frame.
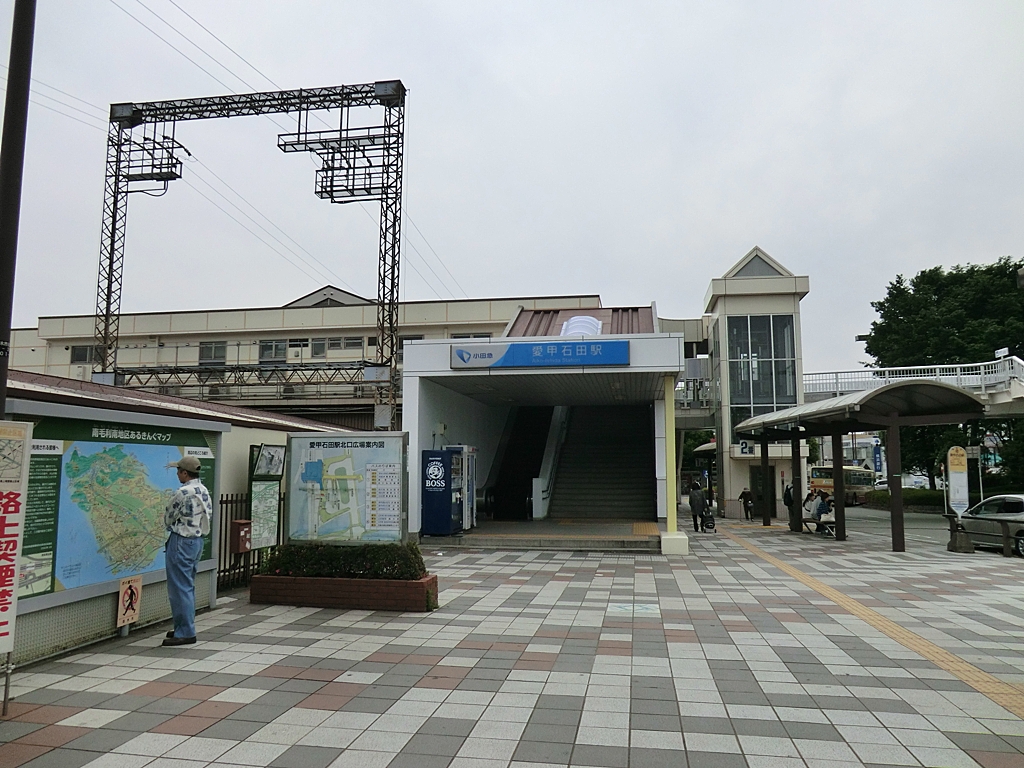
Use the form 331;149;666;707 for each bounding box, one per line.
287;432;407;544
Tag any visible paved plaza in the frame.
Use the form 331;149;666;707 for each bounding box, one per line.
1;514;1023;768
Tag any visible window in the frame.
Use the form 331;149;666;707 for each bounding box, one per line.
70;345;102;364
451;333;492;339
199;341;226;366
726;314;797;441
328;338;343;350
259;340;287;363
344;337;363;349
311;338;327;358
288;338;309;349
367;336;377;347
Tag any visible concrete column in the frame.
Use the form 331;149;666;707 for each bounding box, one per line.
789;437;802;532
887;424;905;552
760;434;771;526
832;430;846;541
664;376;677;534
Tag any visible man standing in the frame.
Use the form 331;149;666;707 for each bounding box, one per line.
163;456;212;647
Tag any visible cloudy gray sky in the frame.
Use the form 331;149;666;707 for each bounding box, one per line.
1;1;1022;371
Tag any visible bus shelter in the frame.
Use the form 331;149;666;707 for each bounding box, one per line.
734;381;985;551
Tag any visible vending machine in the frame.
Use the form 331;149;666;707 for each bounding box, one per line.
451;445;478;530
421;446;477;536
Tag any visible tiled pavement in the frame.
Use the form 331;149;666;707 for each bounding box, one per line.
2;519;1023;768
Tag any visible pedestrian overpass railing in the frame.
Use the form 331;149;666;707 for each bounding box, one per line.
802;356;1024;399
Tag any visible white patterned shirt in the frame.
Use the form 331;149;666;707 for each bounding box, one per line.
165;478;212;538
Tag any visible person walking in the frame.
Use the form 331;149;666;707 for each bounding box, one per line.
688;482;707;533
163;456;212;647
739;487;755;520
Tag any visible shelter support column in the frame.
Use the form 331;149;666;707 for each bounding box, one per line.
664;376;677;534
831;429;846;541
789;437;802;532
887;424;905;552
760;434;771;526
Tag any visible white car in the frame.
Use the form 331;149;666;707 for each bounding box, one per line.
960;495;1024;556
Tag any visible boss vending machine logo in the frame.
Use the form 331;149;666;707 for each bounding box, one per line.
425;459;446;489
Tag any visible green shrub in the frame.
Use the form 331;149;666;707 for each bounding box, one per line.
262;541;428;580
864;488;991;510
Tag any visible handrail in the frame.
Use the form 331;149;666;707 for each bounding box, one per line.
802;356;1024;397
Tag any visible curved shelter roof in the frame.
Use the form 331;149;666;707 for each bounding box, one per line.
734;381;986;439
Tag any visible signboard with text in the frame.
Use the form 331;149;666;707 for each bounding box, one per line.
117;575;142;628
19;416;216;599
287;433;407;544
450;340;630;369
947;446;969;515
0;422;33;654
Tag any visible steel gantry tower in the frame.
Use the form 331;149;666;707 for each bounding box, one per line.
93;80;406;428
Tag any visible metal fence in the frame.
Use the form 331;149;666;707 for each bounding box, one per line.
803;356;1024;399
216;492;286;591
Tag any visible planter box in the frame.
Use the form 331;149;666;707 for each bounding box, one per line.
250;574;438;612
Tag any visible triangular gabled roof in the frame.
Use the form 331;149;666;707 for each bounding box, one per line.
722;246;793;279
284;285;373;308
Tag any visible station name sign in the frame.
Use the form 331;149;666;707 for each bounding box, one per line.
450;340;630;369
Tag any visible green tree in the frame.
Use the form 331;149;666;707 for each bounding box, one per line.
865;257;1024;488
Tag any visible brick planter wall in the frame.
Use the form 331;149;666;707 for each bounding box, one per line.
249;574;438;612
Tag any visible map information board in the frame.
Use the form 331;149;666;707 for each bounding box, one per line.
250;480;280;549
20;417;216;598
288;433;406;544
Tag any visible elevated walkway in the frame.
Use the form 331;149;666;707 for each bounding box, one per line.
675;356;1024;428
803;356;1024;416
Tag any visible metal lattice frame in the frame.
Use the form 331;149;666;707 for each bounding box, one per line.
93;81;405;427
93;123;131;373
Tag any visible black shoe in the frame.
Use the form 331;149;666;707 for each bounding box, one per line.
166;631;175;638
162;636;197;647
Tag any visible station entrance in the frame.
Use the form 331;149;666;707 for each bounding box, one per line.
402;322;686;552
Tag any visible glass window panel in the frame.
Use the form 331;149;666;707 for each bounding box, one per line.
311;339;327;358
752;359;774;404
749;316;772;361
344;337;363;349
774;360;797;403
729;360;751;404
727;317;748;360
731;406;752;437
328;338;343;350
752;405;775;416
772;315;795;359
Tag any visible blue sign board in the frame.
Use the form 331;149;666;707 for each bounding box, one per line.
873;445;882;473
451;340;630;369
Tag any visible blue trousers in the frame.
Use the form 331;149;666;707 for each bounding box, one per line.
165;532;203;639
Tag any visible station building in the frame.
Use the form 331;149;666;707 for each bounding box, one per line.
12;247;811;545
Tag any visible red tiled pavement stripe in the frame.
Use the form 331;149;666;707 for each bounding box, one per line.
0;742;51;768
11;706;83;725
13;725;90;747
167;685;227;700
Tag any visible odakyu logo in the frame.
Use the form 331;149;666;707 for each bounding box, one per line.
425;458;446;489
455;349;472;363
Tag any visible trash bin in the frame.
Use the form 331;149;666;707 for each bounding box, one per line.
230;519;252;553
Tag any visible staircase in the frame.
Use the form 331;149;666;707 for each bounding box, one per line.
548;405;656;520
491;407;553;520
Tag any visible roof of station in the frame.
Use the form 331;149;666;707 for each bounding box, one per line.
7;370;339;432
505;306;655;337
734;380;986;439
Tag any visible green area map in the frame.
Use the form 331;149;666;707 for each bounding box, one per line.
63;446;169;575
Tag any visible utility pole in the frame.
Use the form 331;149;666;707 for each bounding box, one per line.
0;0;36;416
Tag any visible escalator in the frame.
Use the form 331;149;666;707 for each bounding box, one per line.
489;406;553;520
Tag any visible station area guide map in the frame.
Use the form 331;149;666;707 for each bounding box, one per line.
288;434;405;544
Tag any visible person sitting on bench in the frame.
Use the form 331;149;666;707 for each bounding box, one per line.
813;490;834;534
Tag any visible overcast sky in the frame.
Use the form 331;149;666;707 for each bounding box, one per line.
1;1;1022;371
